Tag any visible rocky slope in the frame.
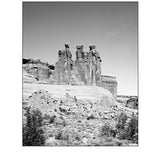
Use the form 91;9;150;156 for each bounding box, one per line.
117;95;138;109
23;58;55;84
22;55;138;146
23;83;116;103
23;88;138;146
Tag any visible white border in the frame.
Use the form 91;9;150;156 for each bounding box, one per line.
0;0;160;160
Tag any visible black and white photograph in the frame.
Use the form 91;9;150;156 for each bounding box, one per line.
22;2;138;146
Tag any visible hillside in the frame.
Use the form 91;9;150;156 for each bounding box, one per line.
22;57;138;146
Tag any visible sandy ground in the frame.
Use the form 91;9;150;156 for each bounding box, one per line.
23;83;115;101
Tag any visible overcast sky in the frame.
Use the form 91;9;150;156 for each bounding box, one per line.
23;2;138;96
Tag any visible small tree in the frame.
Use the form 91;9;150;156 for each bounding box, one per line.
23;107;46;146
116;112;128;140
101;123;117;137
116;112;128;131
125;113;138;143
117;112;138;143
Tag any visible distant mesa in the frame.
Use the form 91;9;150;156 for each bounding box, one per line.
23;44;117;97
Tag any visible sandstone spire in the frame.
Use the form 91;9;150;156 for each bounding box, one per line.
53;44;117;96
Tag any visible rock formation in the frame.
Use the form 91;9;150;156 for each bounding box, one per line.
23;44;118;97
54;44;103;86
53;44;117;96
23;59;55;82
54;44;73;85
101;75;117;97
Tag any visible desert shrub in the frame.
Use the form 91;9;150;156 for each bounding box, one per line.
55;130;64;140
116;112;128;131
98;112;138;145
101;123;117;137
103;137;123;146
59;107;66;112
74;96;77;101
124;113;138;143
55;128;81;145
91;136;126;146
87;115;95;120
49;115;56;123
55;129;70;141
118;113;138;143
43;114;50;120
54;117;67;126
23;107;46;146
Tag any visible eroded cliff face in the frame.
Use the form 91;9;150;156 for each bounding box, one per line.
54;44;102;86
101;75;118;97
54;44;73;85
23;59;55;83
23;44;117;97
